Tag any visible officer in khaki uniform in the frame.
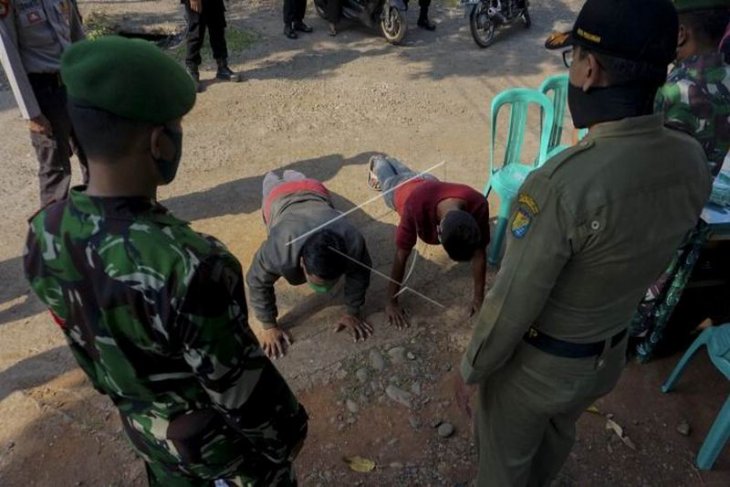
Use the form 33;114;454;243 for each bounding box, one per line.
0;0;85;205
459;0;712;485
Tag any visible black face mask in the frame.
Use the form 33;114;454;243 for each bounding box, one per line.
153;126;183;185
567;83;656;129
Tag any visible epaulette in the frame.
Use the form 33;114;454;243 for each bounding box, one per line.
541;139;595;178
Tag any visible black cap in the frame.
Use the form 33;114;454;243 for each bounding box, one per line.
545;0;679;68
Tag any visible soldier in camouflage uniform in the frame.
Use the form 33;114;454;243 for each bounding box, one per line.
655;0;730;177
23;36;307;486
632;0;730;360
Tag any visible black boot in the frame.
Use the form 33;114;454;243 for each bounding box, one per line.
293;21;313;33
417;8;436;30
284;23;298;39
216;59;241;82
186;64;202;92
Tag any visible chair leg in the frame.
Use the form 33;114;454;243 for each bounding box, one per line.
488;216;508;266
661;328;713;393
697;395;730;470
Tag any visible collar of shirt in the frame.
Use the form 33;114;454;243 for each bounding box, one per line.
67;186;186;227
587;113;664;139
677;52;725;71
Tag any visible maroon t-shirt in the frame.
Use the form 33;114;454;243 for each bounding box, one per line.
393;179;490;251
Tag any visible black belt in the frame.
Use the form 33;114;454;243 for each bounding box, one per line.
523;327;627;359
27;72;63;89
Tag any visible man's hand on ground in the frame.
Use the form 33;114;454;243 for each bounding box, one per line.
454;373;477;420
190;0;202;13
386;301;410;329
253;325;292;359
334;314;373;342
29;115;52;136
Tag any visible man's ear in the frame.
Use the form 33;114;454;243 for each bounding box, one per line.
149;126;165;159
677;24;688;48
582;52;603;91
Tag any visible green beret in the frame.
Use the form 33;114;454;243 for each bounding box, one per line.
673;0;730;12
61;36;196;124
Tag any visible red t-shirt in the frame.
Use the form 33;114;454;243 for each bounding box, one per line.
393;180;490;251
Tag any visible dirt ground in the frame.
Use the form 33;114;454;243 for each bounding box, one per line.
1;0;729;486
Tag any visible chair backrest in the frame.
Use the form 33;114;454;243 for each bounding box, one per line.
490;88;555;175
539;73;569;153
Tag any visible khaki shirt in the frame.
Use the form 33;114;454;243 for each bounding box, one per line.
0;0;84;119
462;114;711;384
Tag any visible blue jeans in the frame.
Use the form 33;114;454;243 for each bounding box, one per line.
371;155;437;209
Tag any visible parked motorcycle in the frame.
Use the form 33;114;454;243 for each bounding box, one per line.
314;0;408;45
461;0;531;48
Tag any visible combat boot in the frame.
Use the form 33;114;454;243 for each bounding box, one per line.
186;64;202;92
215;59;242;82
417;7;436;30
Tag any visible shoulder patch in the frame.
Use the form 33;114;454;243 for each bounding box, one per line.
0;0;9;19
541;138;595;178
510;192;540;239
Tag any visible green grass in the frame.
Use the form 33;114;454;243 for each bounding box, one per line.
167;27;258;64
84;11;116;40
83;11;257;64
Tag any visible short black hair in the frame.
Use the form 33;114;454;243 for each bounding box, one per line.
301;229;348;280
680;9;730;46
440;210;482;262
577;47;668;89
67;101;152;161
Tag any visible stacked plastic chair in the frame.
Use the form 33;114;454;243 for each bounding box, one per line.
661;324;730;470
484;88;554;265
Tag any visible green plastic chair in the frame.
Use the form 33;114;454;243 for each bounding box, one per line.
539;73;569;156
662;323;730;470
484;88;555;266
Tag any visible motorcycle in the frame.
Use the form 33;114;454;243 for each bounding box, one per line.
314;0;408;45
461;0;531;48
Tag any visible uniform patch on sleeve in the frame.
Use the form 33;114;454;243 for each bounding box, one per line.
0;0;9;19
511;193;540;239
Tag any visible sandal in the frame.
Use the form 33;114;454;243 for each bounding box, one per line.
367;157;382;191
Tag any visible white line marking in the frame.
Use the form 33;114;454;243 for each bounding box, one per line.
328;246;446;309
285;160;446;246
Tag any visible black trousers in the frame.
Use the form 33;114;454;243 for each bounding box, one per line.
327;0;341;23
283;0;307;24
183;0;228;66
404;0;431;11
28;74;88;206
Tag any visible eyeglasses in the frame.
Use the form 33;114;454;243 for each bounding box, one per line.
562;49;573;68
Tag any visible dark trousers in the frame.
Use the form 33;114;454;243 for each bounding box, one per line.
283;0;307;24
327;0;341;23
404;0;431;12
29;74;88;207
183;0;228;67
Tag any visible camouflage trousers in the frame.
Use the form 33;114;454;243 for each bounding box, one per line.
144;459;296;487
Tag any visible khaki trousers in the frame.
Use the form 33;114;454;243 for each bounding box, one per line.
474;336;628;487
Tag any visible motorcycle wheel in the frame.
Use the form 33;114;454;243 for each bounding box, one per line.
522;9;531;28
315;3;328;20
381;7;407;45
470;3;496;48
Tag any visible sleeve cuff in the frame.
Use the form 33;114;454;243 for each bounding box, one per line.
460;354;482;385
345;305;361;318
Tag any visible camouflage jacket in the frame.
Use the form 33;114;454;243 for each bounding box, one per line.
655;52;730;177
23;188;308;480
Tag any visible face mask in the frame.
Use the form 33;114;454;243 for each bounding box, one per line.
153;126;183;184
308;280;335;294
567;82;656;129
